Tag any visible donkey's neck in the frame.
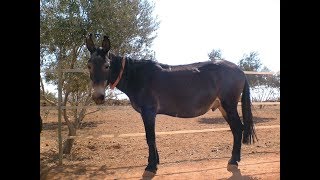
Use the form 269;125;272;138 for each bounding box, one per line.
113;57;130;95
114;56;140;96
114;56;158;98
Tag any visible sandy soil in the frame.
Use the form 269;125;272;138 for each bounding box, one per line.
40;105;280;179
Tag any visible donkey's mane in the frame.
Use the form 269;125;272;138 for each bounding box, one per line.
121;55;213;72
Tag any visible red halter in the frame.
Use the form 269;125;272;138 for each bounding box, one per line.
109;57;126;90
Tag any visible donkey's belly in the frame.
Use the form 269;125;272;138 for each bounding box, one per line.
153;75;218;118
160;109;210;118
158;99;217;118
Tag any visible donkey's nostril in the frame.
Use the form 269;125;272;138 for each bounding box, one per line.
98;94;105;100
92;93;105;100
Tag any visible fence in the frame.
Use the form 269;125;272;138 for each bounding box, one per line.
40;67;279;165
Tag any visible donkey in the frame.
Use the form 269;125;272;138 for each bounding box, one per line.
85;34;257;177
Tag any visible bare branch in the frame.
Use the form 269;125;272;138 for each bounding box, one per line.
40;74;57;106
62;91;73;126
84;109;100;116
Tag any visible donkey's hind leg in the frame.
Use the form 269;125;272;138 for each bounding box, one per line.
218;101;243;171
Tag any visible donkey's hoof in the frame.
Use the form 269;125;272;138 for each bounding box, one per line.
227;164;239;172
142;170;156;179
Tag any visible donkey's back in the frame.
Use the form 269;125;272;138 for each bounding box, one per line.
152;60;246;117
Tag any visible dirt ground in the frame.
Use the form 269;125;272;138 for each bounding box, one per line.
40;104;280;179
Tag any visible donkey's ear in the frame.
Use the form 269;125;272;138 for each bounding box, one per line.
102;35;111;53
85;33;96;53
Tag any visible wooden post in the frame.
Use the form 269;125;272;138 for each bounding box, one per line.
57;57;63;165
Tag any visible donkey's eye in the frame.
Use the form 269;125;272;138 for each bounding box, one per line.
104;64;109;69
87;64;92;70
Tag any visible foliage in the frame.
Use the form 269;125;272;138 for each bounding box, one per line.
40;0;159;154
238;51;262;71
208;49;223;61
238;51;262;88
250;68;280;102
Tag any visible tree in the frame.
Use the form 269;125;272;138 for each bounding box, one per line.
262;69;280;101
238;51;262;88
208;49;223;61
238;52;280;103
40;0;159;154
238;51;262;71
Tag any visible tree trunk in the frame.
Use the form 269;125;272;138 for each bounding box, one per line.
75;93;92;129
62;90;75;154
62;87;92;153
63;124;76;154
61;67;92;154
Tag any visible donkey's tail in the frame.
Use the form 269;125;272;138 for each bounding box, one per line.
241;78;258;144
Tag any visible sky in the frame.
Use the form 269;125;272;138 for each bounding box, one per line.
43;0;280;96
151;0;280;72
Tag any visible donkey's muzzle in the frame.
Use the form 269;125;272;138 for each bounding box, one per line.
92;83;106;105
92;93;105;105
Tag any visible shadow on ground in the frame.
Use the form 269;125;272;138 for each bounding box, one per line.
198;116;276;125
41;154;279;180
227;168;260;180
42;120;105;131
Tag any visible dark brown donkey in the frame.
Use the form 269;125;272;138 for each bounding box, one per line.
85;34;257;177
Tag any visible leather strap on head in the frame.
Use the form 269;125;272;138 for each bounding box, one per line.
109;57;126;90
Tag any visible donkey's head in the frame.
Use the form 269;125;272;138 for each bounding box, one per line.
85;34;111;104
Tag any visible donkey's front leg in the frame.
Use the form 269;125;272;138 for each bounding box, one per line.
141;106;159;177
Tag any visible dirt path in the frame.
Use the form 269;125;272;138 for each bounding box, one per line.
150;153;280;180
41;105;280;180
45;152;279;179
